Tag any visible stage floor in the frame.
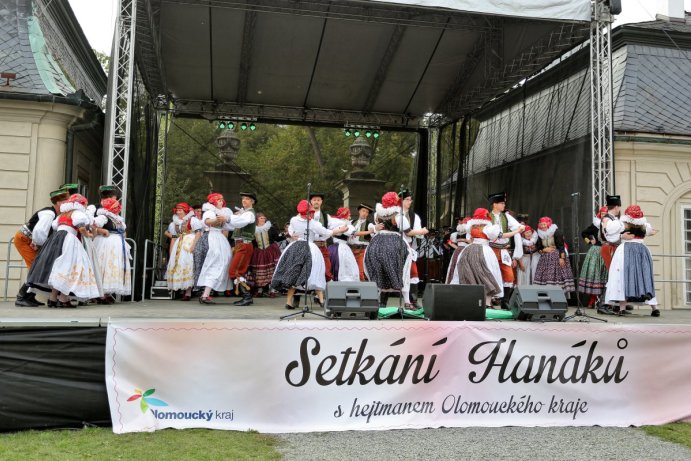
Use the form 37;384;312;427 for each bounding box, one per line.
1;296;690;326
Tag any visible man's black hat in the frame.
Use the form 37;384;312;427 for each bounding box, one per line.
99;185;120;197
239;192;257;203
488;191;507;203
357;203;374;212
309;192;325;200
606;195;621;207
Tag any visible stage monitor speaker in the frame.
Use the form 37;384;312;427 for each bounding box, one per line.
509;285;567;321
422;284;485;321
325;281;379;319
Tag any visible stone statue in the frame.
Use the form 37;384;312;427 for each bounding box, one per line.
349;136;372;172
215;130;241;167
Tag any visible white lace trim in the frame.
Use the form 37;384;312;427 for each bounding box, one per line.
255;221;272;232
96;208;126;227
537;224;558;239
521;234;538;246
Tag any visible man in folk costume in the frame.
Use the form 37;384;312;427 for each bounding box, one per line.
59;183;79;195
349;203;376;281
600;195;623;270
14;188;70;306
396;188;429;306
487;192;523;308
309;192;333;281
227;192;257;306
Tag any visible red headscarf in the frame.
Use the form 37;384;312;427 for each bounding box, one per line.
207;193;224;205
173;202;191;214
381;192;401;208
624;204;644;219
538;216;553;228
68;193;88;206
597;206;608;219
101;197;122;215
521;225;533;235
471;208;490;221
335;207;351;220
297;199;315;218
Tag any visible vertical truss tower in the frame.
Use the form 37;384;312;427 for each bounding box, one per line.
590;0;614;213
104;0;138;218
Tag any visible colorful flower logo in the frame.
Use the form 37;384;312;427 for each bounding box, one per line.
127;388;169;413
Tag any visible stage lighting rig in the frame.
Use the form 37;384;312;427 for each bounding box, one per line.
344;124;380;139
216;117;257;132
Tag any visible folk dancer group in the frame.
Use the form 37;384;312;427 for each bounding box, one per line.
14;184;131;308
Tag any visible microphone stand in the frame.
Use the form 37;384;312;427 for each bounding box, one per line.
281;182;330;320
564;191;606;323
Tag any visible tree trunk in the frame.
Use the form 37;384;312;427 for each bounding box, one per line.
306;127;324;172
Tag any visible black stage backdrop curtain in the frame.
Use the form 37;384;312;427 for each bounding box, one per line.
0;327;110;432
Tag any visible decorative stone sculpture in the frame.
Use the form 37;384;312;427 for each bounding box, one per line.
349;136;372;171
215;130;241;166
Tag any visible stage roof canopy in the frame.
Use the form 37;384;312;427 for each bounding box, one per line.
137;0;592;128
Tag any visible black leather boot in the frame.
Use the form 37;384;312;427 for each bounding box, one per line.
501;288;513;311
15;283;40;307
233;284;253;306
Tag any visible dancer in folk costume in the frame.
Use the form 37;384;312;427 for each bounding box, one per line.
516;226;540;286
605;205;660;317
26;194;100;306
327;207;360;282
453;208;524;307
396;189;429;306
364;192;414;308
92;197;132;297
349;203;376;281
578;206;610;308
165;202;196;300
272;200;348;309
309;192;334;282
194;193;233;304
533;217;575;293
13;188;70;306
249;212;282;298
226;192;257;306
487;192;523;308
445;217;470;284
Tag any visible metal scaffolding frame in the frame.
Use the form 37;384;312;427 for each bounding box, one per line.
590;0;615;213
104;0;138;218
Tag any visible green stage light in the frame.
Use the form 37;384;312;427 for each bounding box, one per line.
218;121;226;129
373;130;380;139
365;130;372;138
249;123;256;131
240;122;248;130
353;130;360;137
228;121;235;129
344;129;351;137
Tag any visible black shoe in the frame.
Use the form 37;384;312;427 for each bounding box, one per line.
597;305;613;315
625;304;634;311
15;296;41;307
651;309;660;317
47;299;58;308
199;297;216;305
25;292;44;306
233;297;253;306
285;303;296;310
57;300;76;308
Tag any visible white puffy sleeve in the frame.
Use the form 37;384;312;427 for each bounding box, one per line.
71;210;90;228
31;209;55;246
191;217;204;232
449;232;458;243
94;215;108;228
202;210;218;227
604;218;624;243
167;222;177;236
483;224;502;240
310;220;333;238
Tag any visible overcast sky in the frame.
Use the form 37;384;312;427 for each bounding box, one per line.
69;0;689;55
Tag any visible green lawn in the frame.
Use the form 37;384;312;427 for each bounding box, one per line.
0;427;282;461
642;422;691;450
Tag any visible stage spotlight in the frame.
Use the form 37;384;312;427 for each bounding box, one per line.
365;130;372;138
228;121;235;130
353;129;360;137
344;129;352;137
249;123;256;131
240;122;248;131
373;130;380;139
218;121;226;129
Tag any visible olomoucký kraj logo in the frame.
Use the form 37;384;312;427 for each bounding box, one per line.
127;388;169;413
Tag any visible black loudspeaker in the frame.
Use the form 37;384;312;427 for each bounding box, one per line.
608;0;622;15
509;285;568;321
325;281;379;319
422;284;485;321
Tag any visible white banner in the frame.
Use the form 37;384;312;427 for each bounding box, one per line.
106;320;691;434
368;0;591;22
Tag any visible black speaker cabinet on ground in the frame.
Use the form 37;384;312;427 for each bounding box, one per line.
325;281;379;319
422;284;485;321
509;285;567;321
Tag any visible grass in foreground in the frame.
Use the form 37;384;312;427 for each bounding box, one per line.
642;423;691;450
0;427;281;461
